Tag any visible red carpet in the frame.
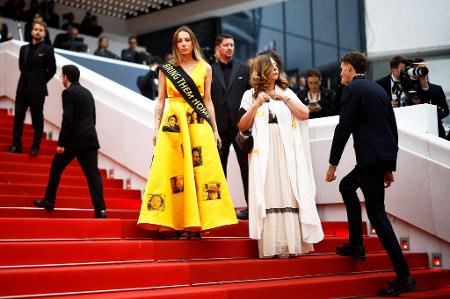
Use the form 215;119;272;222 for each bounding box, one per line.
0;107;449;298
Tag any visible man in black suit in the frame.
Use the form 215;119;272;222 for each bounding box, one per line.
34;65;106;218
326;52;415;297
121;36;144;64
9;20;56;156
211;34;250;219
376;56;406;108
413;58;449;139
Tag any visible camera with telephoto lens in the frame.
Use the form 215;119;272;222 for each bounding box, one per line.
398;59;429;105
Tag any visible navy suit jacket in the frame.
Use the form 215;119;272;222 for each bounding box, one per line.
211;60;250;133
58;82;100;150
329;75;399;171
376;74;392;101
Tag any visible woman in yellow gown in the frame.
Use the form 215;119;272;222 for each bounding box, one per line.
137;26;238;238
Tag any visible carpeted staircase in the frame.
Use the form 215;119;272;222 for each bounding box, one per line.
0;107;449;298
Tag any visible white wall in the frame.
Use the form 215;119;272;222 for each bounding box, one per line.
365;0;450;58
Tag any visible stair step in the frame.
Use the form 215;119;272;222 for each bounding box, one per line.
0;194;141;209
0;161;108;178
0;206;139;219
0;142;66;156
0;172;123;188
0;183;140;198
0;126;47;138
1;268;447;299
0;218;366;240
0;237;385;267
0;136;57;147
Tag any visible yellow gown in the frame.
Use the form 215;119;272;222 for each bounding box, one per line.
137;60;238;231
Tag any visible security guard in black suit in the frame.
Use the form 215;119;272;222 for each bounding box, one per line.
326;52;415;297
34;65;106;218
211;34;250;219
9;20;56;156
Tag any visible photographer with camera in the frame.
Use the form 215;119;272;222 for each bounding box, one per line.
376;56;407;108
412;58;449;139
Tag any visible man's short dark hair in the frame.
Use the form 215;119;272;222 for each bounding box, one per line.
390;56;406;69
340;51;368;74
62;65;80;83
128;35;137;42
32;20;47;32
414;57;425;63
215;33;234;46
306;68;322;80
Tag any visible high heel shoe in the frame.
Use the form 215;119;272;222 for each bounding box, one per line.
176;231;191;240
190;232;202;240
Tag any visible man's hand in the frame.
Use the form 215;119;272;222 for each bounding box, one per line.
384;171;394;188
56;146;65;154
325;165;337;182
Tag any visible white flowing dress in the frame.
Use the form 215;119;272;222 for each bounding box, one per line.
240;86;324;258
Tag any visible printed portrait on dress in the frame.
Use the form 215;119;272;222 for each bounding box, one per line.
203;183;221;200
162;114;180;132
188;110;204;124
146;194;165;211
170;175;184;194
192;146;203;167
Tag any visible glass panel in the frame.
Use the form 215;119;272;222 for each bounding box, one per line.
259;3;283;30
256;27;285;61
286;35;312;71
222;15;256;61
285;0;311;38
337;0;361;50
314;42;338;67
312;0;337;45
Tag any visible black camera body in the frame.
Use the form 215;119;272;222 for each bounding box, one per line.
398;59;429;104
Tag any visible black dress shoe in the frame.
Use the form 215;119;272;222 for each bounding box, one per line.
95;210;107;218
236;208;248;220
335;243;366;260
29;146;40;157
377;275;416;297
8;145;22;154
33;199;54;211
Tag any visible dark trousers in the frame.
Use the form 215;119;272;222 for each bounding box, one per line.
219;126;249;203
44;147;106;212
339;165;410;279
12;94;45;148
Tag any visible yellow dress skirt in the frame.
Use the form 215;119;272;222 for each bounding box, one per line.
137;62;237;231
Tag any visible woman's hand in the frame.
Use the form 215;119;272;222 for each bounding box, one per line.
269;90;290;103
255;91;270;107
214;131;222;149
152;132;158;146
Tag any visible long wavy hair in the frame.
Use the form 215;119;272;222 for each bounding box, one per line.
251;54;288;98
171;25;205;66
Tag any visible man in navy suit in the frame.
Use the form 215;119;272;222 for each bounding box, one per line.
326;52;415;297
34;65;106;218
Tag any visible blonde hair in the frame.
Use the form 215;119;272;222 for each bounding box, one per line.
171;26;205;66
250;54;288;98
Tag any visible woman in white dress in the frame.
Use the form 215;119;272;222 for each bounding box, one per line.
238;54;324;258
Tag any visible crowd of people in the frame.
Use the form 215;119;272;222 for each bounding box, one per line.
3;6;448;295
0;0;155;65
